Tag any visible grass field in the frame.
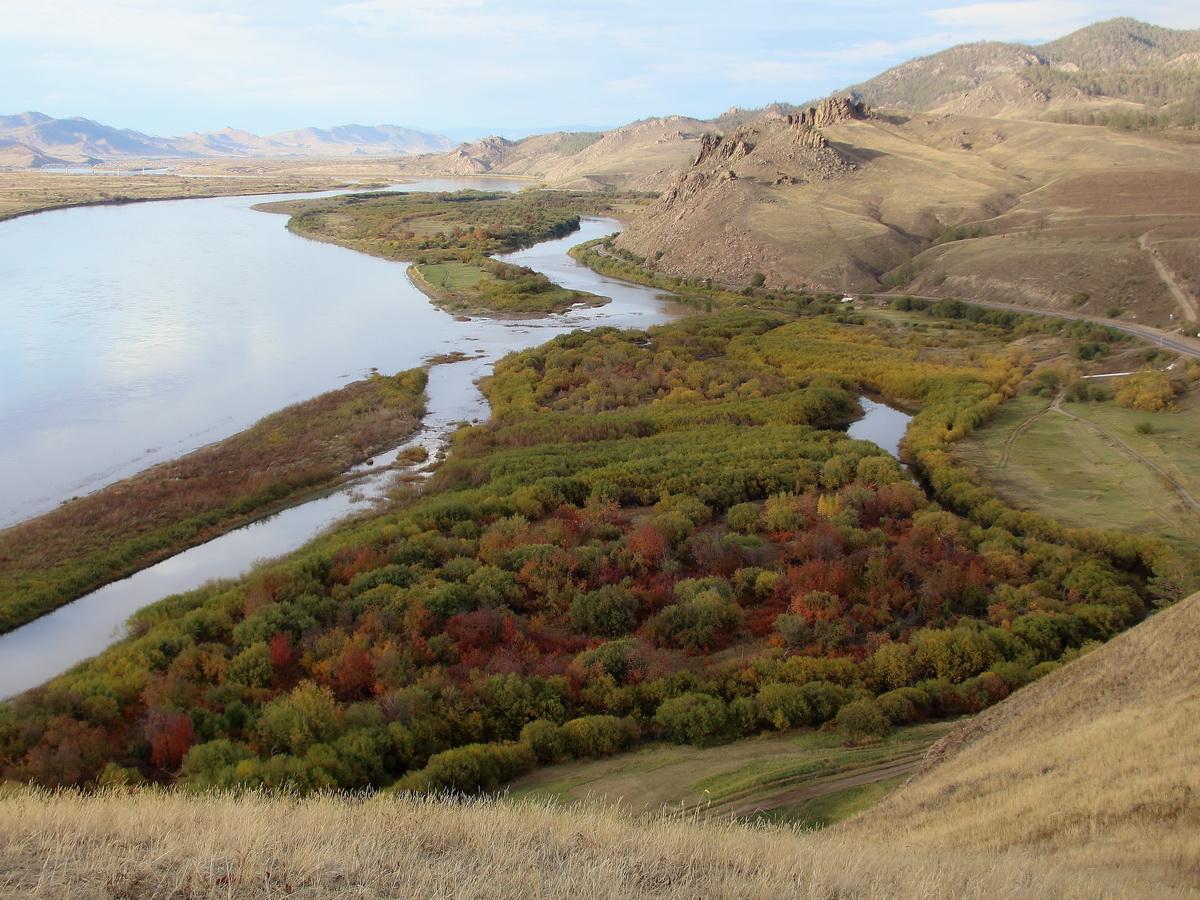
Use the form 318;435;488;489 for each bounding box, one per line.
505;722;955;820
955;390;1200;547
747;774;909;828
411;260;608;314
0;171;335;221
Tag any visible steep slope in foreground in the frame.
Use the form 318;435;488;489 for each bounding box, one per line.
3;599;1198;898
845;590;1200;893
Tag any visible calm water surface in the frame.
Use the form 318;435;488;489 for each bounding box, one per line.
1;177;534;527
0;186;695;697
0;187;911;698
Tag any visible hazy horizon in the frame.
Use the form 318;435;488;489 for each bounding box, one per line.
4;1;1200;140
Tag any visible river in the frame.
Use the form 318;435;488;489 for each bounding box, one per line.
0;184;910;699
0;183;697;697
0;176;646;529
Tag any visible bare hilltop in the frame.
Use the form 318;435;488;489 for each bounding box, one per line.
612;18;1200;325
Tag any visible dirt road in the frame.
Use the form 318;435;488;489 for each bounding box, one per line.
1140;230;1198;323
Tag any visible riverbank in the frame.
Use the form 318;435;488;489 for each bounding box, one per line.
0;370;427;634
264;189;652;313
408;259;609;315
0;171;341;221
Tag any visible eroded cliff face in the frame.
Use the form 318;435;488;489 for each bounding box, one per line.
613;99;887;292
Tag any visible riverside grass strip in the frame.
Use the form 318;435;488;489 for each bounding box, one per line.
0;369;427;633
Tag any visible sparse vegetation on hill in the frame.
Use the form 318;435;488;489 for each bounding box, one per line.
394;117;713;191
849;589;1200;894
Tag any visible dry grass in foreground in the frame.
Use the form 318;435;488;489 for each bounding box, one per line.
0;786;1183;900
2;603;1197;898
845;591;1200;895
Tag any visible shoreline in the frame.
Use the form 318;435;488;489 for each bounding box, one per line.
0;370;427;635
0;174;342;223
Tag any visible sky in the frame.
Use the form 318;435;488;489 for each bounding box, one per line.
4;0;1200;138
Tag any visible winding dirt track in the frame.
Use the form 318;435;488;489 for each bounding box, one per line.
711;751;928;821
1048;390;1200;514
1140;230;1198;323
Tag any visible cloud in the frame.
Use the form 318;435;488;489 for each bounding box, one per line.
928;1;1095;38
725;60;829;86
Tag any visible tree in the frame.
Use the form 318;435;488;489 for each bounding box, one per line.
146;710;196;771
755;683;810;731
655;693;730;745
569;585;639;636
1115;372;1177;412
835;698;889;740
257;681;343;756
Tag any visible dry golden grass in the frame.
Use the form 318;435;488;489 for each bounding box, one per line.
5;593;1200;898
1;785;1183;899
845;591;1200;894
617;111;1200;325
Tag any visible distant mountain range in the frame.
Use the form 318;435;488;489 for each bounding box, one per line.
0;112;456;166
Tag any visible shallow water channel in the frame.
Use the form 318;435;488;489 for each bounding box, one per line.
0;189;911;699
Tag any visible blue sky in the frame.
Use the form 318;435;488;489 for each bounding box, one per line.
4;0;1200;137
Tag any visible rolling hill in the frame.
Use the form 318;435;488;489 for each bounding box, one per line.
609;19;1200;326
392;115;715;191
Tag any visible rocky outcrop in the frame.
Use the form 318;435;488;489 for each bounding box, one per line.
787;97;869;128
693;133;755;168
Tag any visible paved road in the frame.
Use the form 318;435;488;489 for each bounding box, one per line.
875;293;1200;360
580;242;1200;360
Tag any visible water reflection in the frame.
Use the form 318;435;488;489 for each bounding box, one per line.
0;203;689;698
0;177;532;527
847;397;913;459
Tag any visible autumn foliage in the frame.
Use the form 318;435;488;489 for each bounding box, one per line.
0;310;1164;793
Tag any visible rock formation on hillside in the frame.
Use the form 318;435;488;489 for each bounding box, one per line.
608;19;1200;324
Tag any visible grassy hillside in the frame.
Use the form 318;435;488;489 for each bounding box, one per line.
844;590;1200;893
613;109;1200;324
3;594;1197;897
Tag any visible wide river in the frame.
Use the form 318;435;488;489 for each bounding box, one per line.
0;178;702;696
0;177;692;528
0;179;909;698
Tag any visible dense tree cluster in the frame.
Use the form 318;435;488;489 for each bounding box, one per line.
0;311;1166;793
